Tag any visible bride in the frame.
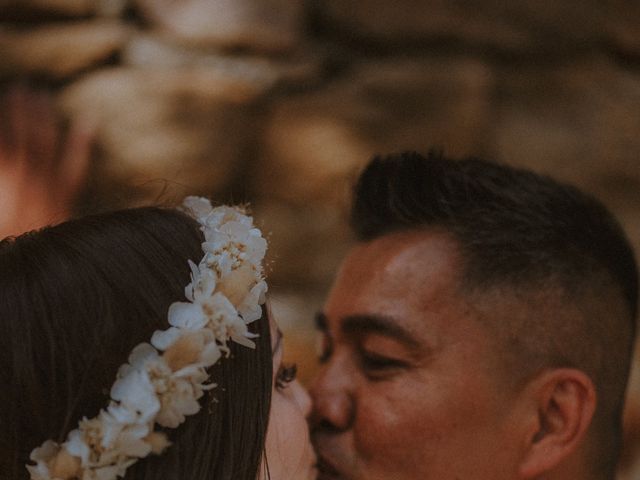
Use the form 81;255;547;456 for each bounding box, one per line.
0;197;317;480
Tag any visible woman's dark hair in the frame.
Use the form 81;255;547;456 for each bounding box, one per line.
0;207;272;479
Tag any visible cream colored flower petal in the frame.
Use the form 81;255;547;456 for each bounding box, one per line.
231;334;256;349
238;280;267;323
181;196;213;219
117;429;151;458
27;440;59;479
66;430;90;466
110;370;159;422
156;395;202;428
219;220;252;239
204;205;251;230
167;302;207;330
145;432;171;455
246;231;268;263
25;463;49;480
106;403;137;425
191;268;217;302
150;327;183;351
217;264;257;308
127;344;158;369
30;440;59;463
201;234;228;251
48;447;81;479
199;340;222;367
92;463;122;480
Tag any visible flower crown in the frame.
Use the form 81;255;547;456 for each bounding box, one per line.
27;197;268;480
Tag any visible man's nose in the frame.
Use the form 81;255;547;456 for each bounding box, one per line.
309;353;355;431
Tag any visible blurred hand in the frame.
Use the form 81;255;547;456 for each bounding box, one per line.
0;84;94;238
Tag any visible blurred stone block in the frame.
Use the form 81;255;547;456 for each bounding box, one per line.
0;0;94;17
0;21;130;79
256;58;493;205
123;34;323;90
133;0;303;52
255;202;352;288
269;290;326;384
494;57;640;198
607;2;640;57
59;67;270;201
316;0;605;54
493;56;640;256
95;0;127;17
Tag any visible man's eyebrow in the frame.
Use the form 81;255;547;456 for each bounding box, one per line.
341;314;420;349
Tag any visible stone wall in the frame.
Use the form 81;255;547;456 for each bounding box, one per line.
1;0;640;476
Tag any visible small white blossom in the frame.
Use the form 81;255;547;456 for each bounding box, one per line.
169;291;257;351
111;343;211;429
184;260;217;303
181;196;213;220
154;366;209;428
238;280;268;323
26;441;59;480
153;328;222;369
110;345;162;424
65;414;150;469
203;205;252;230
201;222;267;280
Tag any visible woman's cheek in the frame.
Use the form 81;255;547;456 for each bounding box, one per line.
268;391;314;477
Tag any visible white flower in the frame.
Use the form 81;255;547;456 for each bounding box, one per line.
168;292;256;351
204;221;266;258
84;461;136;480
27;440;59;480
184;260;217;303
216;264;260;308
110;345;162;424
65;414;151;469
154;365;209;428
154;328;222;370
203;205;252;230
237;280;268;323
201;222;267;279
150;327;183;351
181;196;213;220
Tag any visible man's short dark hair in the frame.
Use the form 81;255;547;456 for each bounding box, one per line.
351;150;638;476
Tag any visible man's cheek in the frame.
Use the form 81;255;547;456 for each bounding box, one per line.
353;395;429;457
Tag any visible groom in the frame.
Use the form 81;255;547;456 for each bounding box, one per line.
310;151;638;480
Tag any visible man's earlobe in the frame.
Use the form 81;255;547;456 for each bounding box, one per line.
518;369;597;478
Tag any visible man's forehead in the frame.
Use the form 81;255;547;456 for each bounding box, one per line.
323;229;468;340
338;229;462;292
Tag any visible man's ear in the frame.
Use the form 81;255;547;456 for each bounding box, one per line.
518;368;597;478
